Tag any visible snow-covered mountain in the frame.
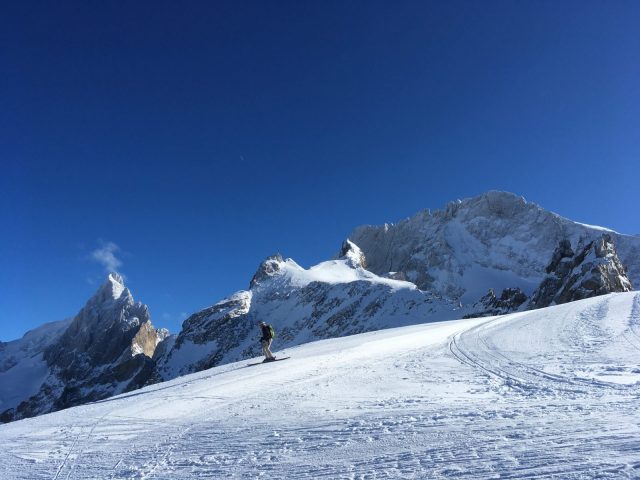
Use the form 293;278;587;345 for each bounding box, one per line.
154;193;637;381
349;191;640;302
0;274;167;423
2;292;639;479
2;191;638;422
154;241;460;381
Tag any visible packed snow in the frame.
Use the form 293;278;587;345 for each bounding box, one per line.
1;292;640;478
274;256;414;291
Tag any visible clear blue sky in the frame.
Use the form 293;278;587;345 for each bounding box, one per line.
2;1;639;341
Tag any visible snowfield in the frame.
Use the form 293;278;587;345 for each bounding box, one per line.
2;293;640;479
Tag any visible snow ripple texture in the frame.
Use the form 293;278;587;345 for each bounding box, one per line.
1;293;639;479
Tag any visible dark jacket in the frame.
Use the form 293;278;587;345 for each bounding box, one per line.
260;324;273;341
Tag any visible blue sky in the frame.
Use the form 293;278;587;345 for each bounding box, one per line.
2;1;639;341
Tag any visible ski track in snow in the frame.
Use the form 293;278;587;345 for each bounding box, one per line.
2;293;640;479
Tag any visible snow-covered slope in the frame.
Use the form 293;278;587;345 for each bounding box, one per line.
2;292;639;479
350;191;640;302
0;274;168;423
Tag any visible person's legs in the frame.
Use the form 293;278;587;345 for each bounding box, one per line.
262;339;275;360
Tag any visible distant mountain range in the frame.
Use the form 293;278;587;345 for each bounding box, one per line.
1;191;637;422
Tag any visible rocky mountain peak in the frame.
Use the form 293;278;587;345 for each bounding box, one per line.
47;275;158;367
250;254;286;287
338;240;367;269
441;191;529;220
92;272;133;306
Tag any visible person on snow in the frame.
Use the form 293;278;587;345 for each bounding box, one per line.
258;321;276;362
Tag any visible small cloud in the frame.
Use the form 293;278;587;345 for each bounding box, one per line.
91;241;123;273
162;313;172;321
180;312;188;319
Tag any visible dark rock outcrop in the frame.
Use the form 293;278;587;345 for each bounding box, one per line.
465;288;528;318
530;234;633;308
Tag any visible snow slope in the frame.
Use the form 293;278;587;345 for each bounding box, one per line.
1;292;639;479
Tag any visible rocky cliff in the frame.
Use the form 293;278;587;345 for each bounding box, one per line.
530;234;633;308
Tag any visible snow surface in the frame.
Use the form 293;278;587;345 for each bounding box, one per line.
575;222;617;233
278;257;413;290
108;273;126;300
1;292;640;479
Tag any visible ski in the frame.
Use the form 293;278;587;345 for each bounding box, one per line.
246;357;290;367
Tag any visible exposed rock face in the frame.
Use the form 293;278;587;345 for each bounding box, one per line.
530;235;633;308
131;321;168;358
0;274;167;423
154;291;253;380
349;191;640;302
465;288;528;318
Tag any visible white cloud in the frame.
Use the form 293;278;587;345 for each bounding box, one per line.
91;241;123;273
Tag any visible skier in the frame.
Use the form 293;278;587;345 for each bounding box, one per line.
258;321;276;362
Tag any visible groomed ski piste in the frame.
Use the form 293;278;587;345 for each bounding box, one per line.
1;292;640;479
